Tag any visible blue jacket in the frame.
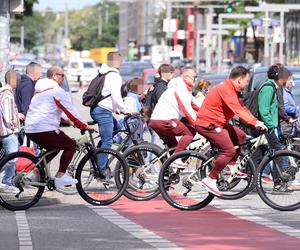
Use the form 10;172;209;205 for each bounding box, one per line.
283;88;298;118
15;74;35;116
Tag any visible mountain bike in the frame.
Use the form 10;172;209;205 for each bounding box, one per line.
158;131;280;210
0;126;129;211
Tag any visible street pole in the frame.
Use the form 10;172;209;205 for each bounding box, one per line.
64;0;69;54
279;10;284;64
217;14;222;73
196;30;200;74
0;0;10;81
20;25;24;54
263;11;269;67
205;8;213;73
166;0;172;62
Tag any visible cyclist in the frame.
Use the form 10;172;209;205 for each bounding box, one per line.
195;66;266;196
149;66;197;168
25;66;95;188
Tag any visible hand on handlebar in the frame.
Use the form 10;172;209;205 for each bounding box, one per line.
255;120;267;131
86;124;97;132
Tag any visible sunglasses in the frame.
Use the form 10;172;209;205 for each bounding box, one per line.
56;73;65;77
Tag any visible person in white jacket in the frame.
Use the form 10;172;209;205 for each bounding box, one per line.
90;52;128;179
25;66;95;188
149;67;197;168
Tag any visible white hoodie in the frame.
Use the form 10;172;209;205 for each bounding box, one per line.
97;64;127;113
25;78;87;133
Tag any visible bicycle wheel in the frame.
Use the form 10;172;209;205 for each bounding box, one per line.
75;147;129;206
257;150;300;211
159;150;214;210
200;152;256;200
0;152;45;211
119;143;164;201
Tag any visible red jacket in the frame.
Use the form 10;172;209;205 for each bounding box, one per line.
195;79;257;128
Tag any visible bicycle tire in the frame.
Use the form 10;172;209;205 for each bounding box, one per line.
119;143;164;201
159;150;214;210
256;150;300;211
0;152;45;211
75;147;129;206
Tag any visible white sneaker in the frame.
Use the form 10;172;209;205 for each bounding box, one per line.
0;183;19;194
201;177;222;197
55;173;78;188
223;165;248;179
171;159;187;169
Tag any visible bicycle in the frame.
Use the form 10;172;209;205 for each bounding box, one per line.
0;125;129;211
117;135;209;201
158;131;277;210
256;129;300;211
56;114;142;195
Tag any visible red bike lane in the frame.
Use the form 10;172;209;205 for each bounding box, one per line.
111;196;300;250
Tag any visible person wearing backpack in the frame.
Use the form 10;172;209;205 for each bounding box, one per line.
0;70;21;193
258;65;292;192
89;52;128;179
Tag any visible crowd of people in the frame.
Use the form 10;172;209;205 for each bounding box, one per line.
0;52;299;197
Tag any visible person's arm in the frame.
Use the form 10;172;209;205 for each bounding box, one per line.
174;85;197;126
219;87;257;127
1;94;14;132
283;91;297;116
53;89;87;129
258;86;275;129
108;73;127;113
18;83;34;116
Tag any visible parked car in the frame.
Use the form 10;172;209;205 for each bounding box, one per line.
198;72;229;86
120;61;154;82
10;58;51;77
66;58;98;84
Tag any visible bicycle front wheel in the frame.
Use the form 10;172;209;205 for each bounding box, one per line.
0;152;45;211
120;143;164;201
75;147;129;206
257;150;300;211
159;150;214;210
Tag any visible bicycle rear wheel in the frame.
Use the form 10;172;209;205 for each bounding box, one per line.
75;148;129;206
120;143;164;201
257;150;300;211
159;150;214;210
0;152;45;211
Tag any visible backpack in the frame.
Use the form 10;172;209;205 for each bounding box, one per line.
143;85;155;110
243;82;277;118
82;71;113;108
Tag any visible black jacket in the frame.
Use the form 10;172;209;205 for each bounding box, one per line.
277;86;289;122
15;74;35;116
148;77;168;109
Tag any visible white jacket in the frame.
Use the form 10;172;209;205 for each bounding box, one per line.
98;64;127;113
25;78;87;133
150;77;197;124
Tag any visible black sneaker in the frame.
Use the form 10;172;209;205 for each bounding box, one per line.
95;169;107;180
273;183;293;193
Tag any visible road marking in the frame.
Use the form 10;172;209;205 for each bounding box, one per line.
15;211;33;250
87;205;183;250
211;200;300;239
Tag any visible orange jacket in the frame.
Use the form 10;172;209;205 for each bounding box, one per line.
195;79;257;128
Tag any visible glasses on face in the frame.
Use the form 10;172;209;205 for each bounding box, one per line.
56;73;65;77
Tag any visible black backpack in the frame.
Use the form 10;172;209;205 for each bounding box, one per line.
243;82;277;118
82;71;113;108
143;85;155;110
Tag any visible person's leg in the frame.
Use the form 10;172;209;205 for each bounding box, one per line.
195;126;236;179
149;120;178;150
171;120;196;153
226;125;246;165
26;131;76;174
91;106;114;170
1;134;19;185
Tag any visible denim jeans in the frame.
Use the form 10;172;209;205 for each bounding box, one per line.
1;134;19;185
91;106;120;170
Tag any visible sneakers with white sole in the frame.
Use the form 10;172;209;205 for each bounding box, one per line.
0;183;19;194
223;165;248;179
55;173;78;188
171;159;187;169
201;177;222;197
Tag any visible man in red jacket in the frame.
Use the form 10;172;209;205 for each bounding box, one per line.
195;66;266;196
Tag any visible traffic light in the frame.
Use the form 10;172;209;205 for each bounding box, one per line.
226;3;234;13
